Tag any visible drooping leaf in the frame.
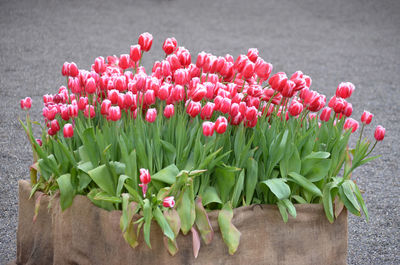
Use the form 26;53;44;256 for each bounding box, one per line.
56;173;75;211
151;164;180;185
191;226;201;258
143;199;153;248
176;186;195;235
288;172;322;197
231;170;245;208
218;203;241;255
260;178;291;200
88;164;115;195
195;197;214;245
153;206;175;241
202;186;223;206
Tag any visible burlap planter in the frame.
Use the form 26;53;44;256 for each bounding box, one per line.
14;180;348;265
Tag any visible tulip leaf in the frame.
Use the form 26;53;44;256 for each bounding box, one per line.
88;164;115;195
288;172;322;197
56;173;75;211
191;226;201;258
245;158;258;205
202;186;222;206
231;170;245;208
143;199;153;248
87;189;115;211
176;185;195;235
260;178;291;200
215;166;236;203
153;206;175;241
218;203;241;255
151;164;180;185
195;197;214;244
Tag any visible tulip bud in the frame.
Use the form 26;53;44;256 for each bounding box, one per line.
63;123;74;138
245;106;257;121
191;84;207;102
62;62;70;76
68;62;79;77
94;57;106;74
333;97;345;113
174;69;188;85
60;105;70;121
118;54;131;70
336;82;355;99
108;106;121;121
196;51;207;68
20;97;32;110
162;37;178;55
288;100;303;116
186;101;201;118
144;90;156;106
200;102;215;120
320;107;332;122
361;111;373;125
101;99;111;115
342;102;353;117
268;72;288;92
84;105;95;119
139;168;151;184
163;196;175;208
202;121;214;137
50;119;60;133
36;139;43;146
172;85;185;102
163;104;175;119
108;89;119;105
145;108;157;123
130;44;141;62
374;125;385;141
214;116;228;134
138;32;153;52
281;80;296;98
78;97;89;111
343;118;359;133
242;61;255;79
219;98;231;114
85;77;96;94
247;48;259;63
254;59;273;80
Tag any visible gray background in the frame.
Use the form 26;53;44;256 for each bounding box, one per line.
1;0;399;264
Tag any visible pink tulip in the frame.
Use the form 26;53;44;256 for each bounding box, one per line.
361;111;373;125
214;116;228;134
63;123;74;138
219;98;231;114
163;104;175;119
163;37;178;55
268;72;288;92
333;98;345;113
374;125;385;141
187;101;201;118
336;82;355;99
320;107;332;122
20;97;32;110
247;48;259;63
245;106;258;121
163;196;175;208
288;100;303;116
108;106;121;121
139;168;151;184
108;89;119;105
93;56;106;74
36;139;42;146
68;62;79;77
342;102;353;117
84;105;95;119
85;77;96;94
144;90;156;106
138;32;153;52
171;85;185;102
50;119;60;133
242;61;255;79
255;59;273;80
101;99;111;115
174;69;188;85
130;44;141;62
118;54;130;70
200;102;215;120
145;108;157;123
202;121;214;136
343;118;359;133
78;97;89;111
62;62;69;76
60;105;70;121
191;84;207;102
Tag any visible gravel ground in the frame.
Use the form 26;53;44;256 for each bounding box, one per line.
1;0;399;264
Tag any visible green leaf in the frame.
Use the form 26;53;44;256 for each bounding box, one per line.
342;180;360;212
322;182;337;223
176;186;195;235
202;186;223;206
88;164;115;195
93;191;122;203
301;158;332;182
81;127;100;167
218;203;241;255
282;199;296;218
287;172;322;197
215;166;236;203
303;151;330;160
153;207;175;241
110;161;126;176
117;175;130;197
260;178;291;200
87;189;115;211
291;195;308;204
160;140;177;165
231;170;245;208
195;197;214;245
352;182;369;221
56;173;75;211
245;158;258;205
143;199;153;248
151;164;180;185
277;200;288;223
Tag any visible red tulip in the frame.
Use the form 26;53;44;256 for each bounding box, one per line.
281;80;296;98
144;90;156;106
214;116;228;134
336;82;355;99
101;99;111;115
342;102;353;117
167;54;182;71
163;104;175;119
118;54;130;70
60;105;70;121
255;59;273;80
219;98;231;114
130;44;141;62
174;69;188;85
62;62;69;76
374;125;385;141
242;61;255;79
139;168;151;184
344;118;359;133
108;106;121;121
247;48;259;63
63;123;74;138
191;84;207;102
108;89;119;105
320;107;332;122
69;103;78;118
196;52;207;68
85;77;96;94
200;102;215;120
268;72;287;92
138;32;153;52
172;85;185;102
187;101;201;118
202;121;214;136
145;108;157;123
20;97;32;110
333;97;345;113
245;106;257;121
361;111;373;125
162;37;178;55
68;62;79;77
78;97;89;111
163;196;175;208
36;139;42;146
84;105;95;119
288;100;303;116
50;119;60;133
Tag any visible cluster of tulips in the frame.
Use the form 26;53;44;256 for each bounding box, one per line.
20;33;385;256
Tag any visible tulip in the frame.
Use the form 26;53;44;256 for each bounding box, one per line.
85;77;96;94
63;123;74;138
144;90;156;106
108;106;121;121
93;56;106;74
333;97;345;113
288;100;303;116
214;116;228;134
114;76;127;92
200;102;215;120
139;168;151;184
176;47;191;67
162;37;178;55
50;119;60;133
158;84;170;100
242;61;255;79
36;139;42;146
163;196;175;208
167;54;182;71
161;60;172;77
336;82;355;99
245;106;258;121
374;125;385;141
101;99;111;115
84;105;95;119
69;103;78;118
118;54;130;70
342;102;353;117
247;48;259;63
108;89;119;105
281;80;296;98
187;101;201;118
62;62;69;76
172;85;185;102
68;62;79;77
234;55;248;73
130;44;141;62
163;104;175;119
191;84;207;102
196;51;207;68
202;121;214;136
145;108;157;123
78;97;89;111
268;72;287;92
174;69;188;85
255;59;273;80
20;97;32;110
219;98;231;114
343;118;359;133
138;32;153;52
60;106;70;121
320;107;332;122
361;111;373;125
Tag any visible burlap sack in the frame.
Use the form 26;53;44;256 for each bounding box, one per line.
16;180;348;265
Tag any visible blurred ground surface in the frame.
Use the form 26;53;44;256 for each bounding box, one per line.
0;0;399;264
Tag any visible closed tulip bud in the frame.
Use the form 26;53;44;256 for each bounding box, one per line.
281;80;296;98
196;51;207;68
145;108;157;123
245;106;257;121
138;32;153;52
320;107;332;122
242;61;255;79
161;60;172;77
230;103;240;117
62;62;70;76
202;121;214;136
234;55;248;73
163;196;175;208
214;116;228;134
108;106;121;121
36;139;42;146
374;125;385;141
336;82;355;99
108;89;119;105
162;37;178;55
200;102;215;120
174;69;188;85
69;103;78;118
101;99;111;115
191;84;207;102
288;100;303;116
130;44;141;62
344;118;359;133
333;98;345;113
85;77;96;94
60;106;70;121
117;93;126;109
268;72;288;92
63;123;74;138
176;47;191;67
139;168;151;184
50;119;60;133
93;57;106;74
342;102;353;117
163;104;175;119
20;97;32;110
144;90;156;106
124;92;135;108
247;48;259;63
44;107;57;120
361;110;373;125
215;56;226;73
158;84;170;100
255;59;273;80
118;54;130;70
84;105;95;119
78;97;89;111
186;101;201;118
68;62;79;77
172;85;185;102
230;113;244;125
219;98;231;114
328;96;337;108
304;75;312;88
167;54;182;71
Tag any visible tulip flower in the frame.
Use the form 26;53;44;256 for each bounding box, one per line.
138;32;153;52
191;84;207;102
145;108;157;123
62;62;69;76
85;77;96;94
361;111;373;125
163;104;175;119
255;59;272;80
374;125;385;141
68;62;79;77
187;101;201;118
101;99;111;115
202;121;214;136
93;56;106;74
162;37;178;55
336;82;355;99
200;102;215;120
20;97;32;110
320;107;332;122
219;98;231;114
144;90;156;106
84;105;95;119
247;48;259;63
342;102;353;117
139;168;151;197
36;139;42;146
344;118;359;133
288;100;304;116
108;106;121;121
63;123;74;138
50;119;60;133
214;116;228;134
163;196;175;208
130;44;141;62
118;54;131;70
